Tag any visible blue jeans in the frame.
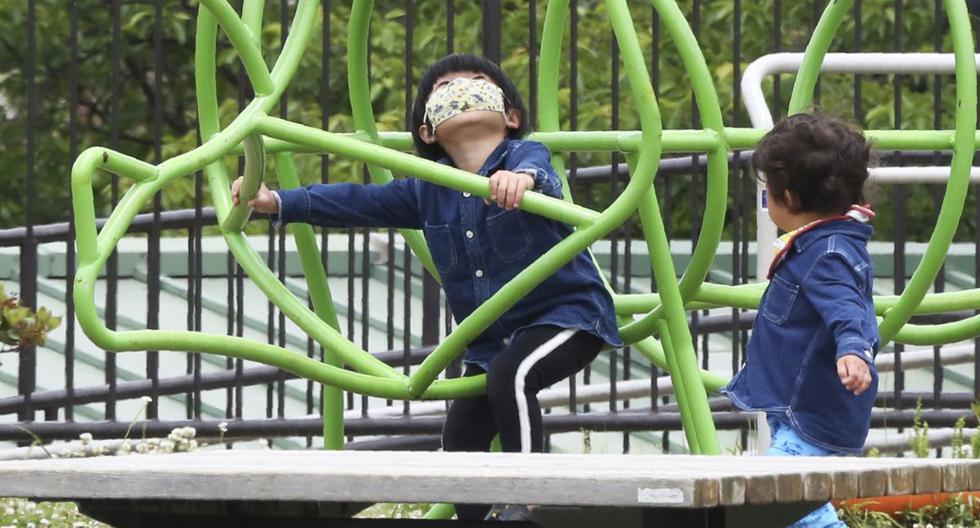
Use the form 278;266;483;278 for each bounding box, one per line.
767;416;847;528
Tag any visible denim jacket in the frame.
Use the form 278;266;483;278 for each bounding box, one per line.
722;219;879;454
276;139;621;370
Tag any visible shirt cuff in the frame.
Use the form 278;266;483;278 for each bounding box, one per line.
513;167;542;190
273;188;310;225
836;345;875;364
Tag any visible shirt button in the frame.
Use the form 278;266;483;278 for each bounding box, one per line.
465;230;474;239
462;192;471;198
474;269;484;278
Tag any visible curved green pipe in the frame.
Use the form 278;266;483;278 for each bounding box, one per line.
877;0;977;344
786;0;853;114
348;0;439;278
274;152;346;448
618;0;731;346
222;133;265;232
198;0;274;95
894;315;980;346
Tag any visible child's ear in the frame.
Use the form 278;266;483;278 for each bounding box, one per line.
504;108;521;130
782;189;802;212
418;123;437;144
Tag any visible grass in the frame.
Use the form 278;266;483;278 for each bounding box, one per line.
0;498;108;528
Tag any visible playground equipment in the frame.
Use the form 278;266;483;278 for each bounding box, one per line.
70;0;978;466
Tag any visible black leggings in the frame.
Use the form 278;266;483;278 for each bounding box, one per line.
442;326;602;520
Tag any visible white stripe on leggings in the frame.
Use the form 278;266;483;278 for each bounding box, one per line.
514;328;578;453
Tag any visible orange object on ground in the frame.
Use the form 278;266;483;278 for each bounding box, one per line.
836;491;980;513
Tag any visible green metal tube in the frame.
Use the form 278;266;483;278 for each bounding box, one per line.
893;315;980;346
653;320;699;454
622;0;731;359
241;0;264;40
878;0;976;344
348;0;439;279
197;0;274;96
223;231;402;379
874;289;980;316
632;337;730;394
787;0;853;114
222;133;265;232
274;152;346;449
256;117;602;228
617;0;717;453
423;503;456;520
723;127;978;151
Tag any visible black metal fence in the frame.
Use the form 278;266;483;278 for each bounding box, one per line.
0;0;978;454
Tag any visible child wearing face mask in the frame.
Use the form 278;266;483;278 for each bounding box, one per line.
232;53;621;521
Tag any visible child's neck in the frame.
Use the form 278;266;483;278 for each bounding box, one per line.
441;130;508;173
784;211;842;232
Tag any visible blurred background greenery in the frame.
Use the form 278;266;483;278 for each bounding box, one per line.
0;0;972;241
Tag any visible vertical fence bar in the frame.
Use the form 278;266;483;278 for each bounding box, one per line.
609;21;620;423
105;0;122;422
931;0;944;412
145;0;165;421
225;251;235;421
278;220;287;419
975;16;980;404
690;0;705;376
320;0;334;440
398;0;414;415
772;0;782;117
529;0;538;130
447;0;454;54
854;0;862;123
234;59;248;422
360;166;370;418
892;0;906;414
278;0;290;422
65;0;80;422
649;5;661;429
482;0;501;64
730;0;743;378
187;227;195;418
17;0;38;425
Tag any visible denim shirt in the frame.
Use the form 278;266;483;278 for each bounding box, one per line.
276;139;621;370
722;219;879;454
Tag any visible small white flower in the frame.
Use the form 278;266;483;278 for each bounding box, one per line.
25;503;36;511
117;441;132;455
141;395;152;404
217;421;228;433
78;432;93;444
257;438;269;449
187;439;198;451
26;522;35;528
4;507;13;515
160;439;175;452
39;519;49;526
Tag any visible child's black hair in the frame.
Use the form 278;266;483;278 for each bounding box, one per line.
411;54;530;161
753;113;870;215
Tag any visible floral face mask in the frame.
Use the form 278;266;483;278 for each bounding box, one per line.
424;77;507;132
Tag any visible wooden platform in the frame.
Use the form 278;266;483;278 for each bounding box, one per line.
2;450;978;526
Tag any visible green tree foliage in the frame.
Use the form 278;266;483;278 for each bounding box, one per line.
0;1;973;241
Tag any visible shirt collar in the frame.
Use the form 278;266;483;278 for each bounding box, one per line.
792;218;873;253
